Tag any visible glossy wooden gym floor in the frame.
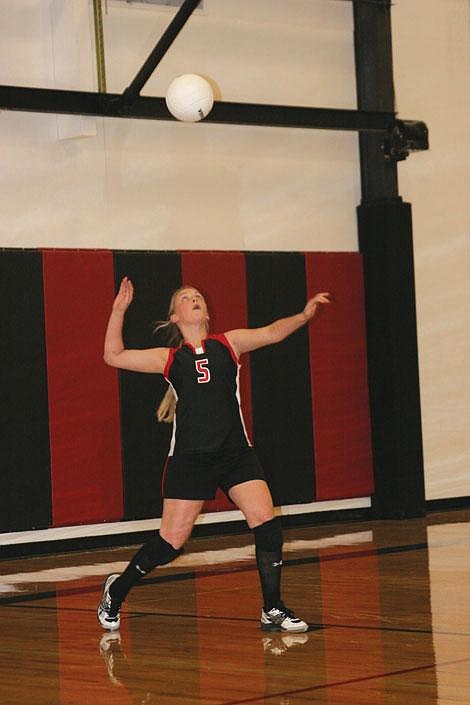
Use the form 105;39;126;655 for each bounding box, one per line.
1;509;470;705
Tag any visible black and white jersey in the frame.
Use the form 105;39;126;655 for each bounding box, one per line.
164;334;251;455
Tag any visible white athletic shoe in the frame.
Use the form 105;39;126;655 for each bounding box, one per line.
97;574;121;631
260;602;308;633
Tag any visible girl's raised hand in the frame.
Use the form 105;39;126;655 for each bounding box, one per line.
303;292;331;321
112;277;134;313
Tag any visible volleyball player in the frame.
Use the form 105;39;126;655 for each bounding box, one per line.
98;278;330;633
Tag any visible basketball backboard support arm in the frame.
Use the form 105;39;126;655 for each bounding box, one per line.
0;83;427;159
0;83;392;129
120;0;202;108
0;0;427;160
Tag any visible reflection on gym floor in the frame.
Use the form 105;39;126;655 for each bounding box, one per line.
2;510;470;704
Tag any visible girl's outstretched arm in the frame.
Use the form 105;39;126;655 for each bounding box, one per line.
225;292;330;357
104;277;169;373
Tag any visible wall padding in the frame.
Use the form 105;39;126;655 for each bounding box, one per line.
42;249;124;526
0;248;373;533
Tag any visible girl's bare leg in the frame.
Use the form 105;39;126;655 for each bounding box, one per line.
160;498;204;548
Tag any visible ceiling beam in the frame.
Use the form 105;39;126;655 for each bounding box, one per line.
0;84;396;132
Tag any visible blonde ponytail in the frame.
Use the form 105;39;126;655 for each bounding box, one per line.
157;386;176;423
154;319;181;424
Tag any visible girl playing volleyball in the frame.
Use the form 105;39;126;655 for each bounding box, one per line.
98;278;330;633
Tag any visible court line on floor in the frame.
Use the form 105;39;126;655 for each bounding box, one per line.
218;655;470;705
0;533;375;591
0;541;429;606
7;601;470;638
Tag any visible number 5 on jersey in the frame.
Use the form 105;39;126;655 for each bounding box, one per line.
195;358;211;384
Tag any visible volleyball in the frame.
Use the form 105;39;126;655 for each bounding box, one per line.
165;74;214;123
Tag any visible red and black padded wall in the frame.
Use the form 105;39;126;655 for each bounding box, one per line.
0;248;373;533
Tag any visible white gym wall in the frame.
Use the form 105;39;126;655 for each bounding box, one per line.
0;0;468;501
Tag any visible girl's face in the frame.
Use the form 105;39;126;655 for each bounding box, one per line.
170;287;209;327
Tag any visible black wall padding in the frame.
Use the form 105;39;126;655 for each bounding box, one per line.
113;252;182;520
0;249;52;531
245;253;315;505
358;201;425;518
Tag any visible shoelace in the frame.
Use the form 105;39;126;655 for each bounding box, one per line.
275;602;298;620
107;601;120;619
277;602;295;617
104;592;120;619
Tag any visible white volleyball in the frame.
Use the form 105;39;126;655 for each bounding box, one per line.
165;74;214;122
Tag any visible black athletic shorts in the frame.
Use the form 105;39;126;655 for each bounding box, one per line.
162;446;266;500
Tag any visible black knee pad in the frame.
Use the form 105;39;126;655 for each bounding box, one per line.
134;532;181;573
253;517;283;553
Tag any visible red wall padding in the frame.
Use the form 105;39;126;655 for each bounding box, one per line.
305;253;373;500
42;250;124;526
180;252;252;512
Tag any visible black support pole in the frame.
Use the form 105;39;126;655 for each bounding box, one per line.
354;2;426;518
121;0;202;107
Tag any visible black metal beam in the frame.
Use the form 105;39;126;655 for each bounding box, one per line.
0;84;397;132
353;0;398;199
121;0;201;107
